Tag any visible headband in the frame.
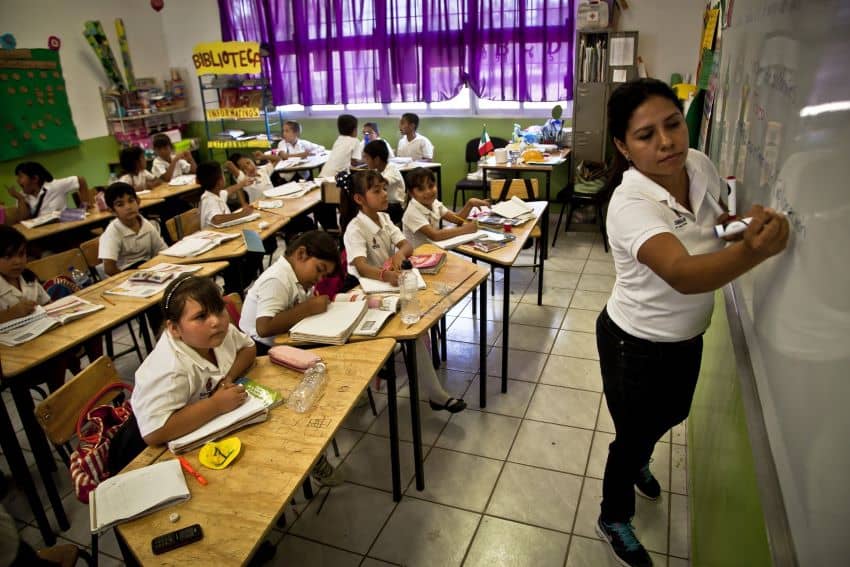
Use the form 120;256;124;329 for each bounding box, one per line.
164;276;194;312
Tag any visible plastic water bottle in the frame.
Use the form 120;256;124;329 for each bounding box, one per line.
363;131;371;144
399;259;421;324
287;362;328;413
68;265;92;288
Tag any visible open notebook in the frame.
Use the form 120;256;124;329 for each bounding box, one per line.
161;230;240;258
289;300;368;345
167;394;268;454
89;460;190;533
0;296;104;346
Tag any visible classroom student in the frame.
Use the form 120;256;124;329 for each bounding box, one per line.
340;170;466;413
97;182;167;276
358;122;394;160
594;78;789;567
150;134;197;182
316;113;362;230
275;120;323;183
402;167;488;249
118;146;163;193
396;113;434;161
131;275;255;446
7;162;92;222
197;160;254;229
362;139;405;224
224;151;280;203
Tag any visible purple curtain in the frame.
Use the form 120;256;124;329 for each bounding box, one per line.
218;0;574;106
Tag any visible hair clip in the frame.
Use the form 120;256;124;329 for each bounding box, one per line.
335;169;353;194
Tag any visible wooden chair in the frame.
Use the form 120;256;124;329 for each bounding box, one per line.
78;236;101;282
34;356;126;566
36;543;93;567
2;204;21;225
26;249;89;283
223;292;243;328
165;207;200;243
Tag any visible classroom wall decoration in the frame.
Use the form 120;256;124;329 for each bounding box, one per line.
192;41;261;76
0;48;79;161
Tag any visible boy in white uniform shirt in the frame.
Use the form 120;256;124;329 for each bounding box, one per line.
8;162;92;221
150;134;196;182
276;121;323;182
196;161;253;229
98;182;167;276
317;114;362;230
224;152;281;203
363;139;406;224
396;113;434;161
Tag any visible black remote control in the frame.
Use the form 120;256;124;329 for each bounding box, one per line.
151;523;203;555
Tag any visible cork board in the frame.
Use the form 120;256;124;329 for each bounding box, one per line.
0;49;79;161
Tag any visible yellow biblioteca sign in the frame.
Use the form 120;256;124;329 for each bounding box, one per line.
207;139;271;149
206;107;261;120
192;41;261;75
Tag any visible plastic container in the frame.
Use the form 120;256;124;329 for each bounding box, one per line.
286;362;328;413
399;259;421;325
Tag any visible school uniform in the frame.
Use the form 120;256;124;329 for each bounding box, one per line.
402;197;449;250
98;217;167;271
318;136;361;179
132;324;254;438
597;149;726;524
343;211;406;278
277;138;323;156
0;275;51;309
358;138;395;160
240;258;307;347
381;162;407;224
199;190;231;229
236;162;274;203
23;176;80;217
397;133;434;161
151;155;192;179
119;171;157;193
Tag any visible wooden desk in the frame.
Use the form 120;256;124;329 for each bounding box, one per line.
479;149;570;202
274;153;328;176
276;245;489;500
116;340;396;566
454;201;549;394
13;199;166;242
136;182;202;202
0;262;228;546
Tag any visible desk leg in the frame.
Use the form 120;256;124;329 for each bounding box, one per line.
139;314;154;353
429;327;440;369
9;382;69;532
479;279;487;409
436;166;443;202
471;259;478;315
404;339;425;491
385;359;402;502
501;267;510;394
0;392;55;545
440;316;447;362
544;174;551;259
539;214;548;304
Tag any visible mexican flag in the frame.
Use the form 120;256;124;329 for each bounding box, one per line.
478;126;494;156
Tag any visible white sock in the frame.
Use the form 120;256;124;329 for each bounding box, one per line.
415;337;450;403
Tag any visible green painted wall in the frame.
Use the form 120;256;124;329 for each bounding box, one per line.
2;116;571;209
689;292;772;567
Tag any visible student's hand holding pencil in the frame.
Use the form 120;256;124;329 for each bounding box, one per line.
212;382;248;413
306;294;330;315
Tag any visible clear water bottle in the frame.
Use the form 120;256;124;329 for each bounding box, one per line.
399;259;421;324
68;265;92;288
363;131;371;144
287;362;328;413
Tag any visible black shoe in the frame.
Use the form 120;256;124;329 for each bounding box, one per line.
428;397;467;413
596;517;653;567
634;463;661;500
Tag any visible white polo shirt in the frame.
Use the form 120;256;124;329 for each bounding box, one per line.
277;138;323;155
397;133;434;160
343;211;406;278
236;162;274;203
606;149;726;342
24;176;79;216
0;275;50;309
240;258;307;346
402;198;449;250
381;163;406;204
151;156;192;179
132;323;254;437
199;190;231;229
98;217;167;270
118;171;156;193
319;136;362;178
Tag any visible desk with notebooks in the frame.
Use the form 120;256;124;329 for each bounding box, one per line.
13;199;166;242
135;178;202;202
115;340;396;565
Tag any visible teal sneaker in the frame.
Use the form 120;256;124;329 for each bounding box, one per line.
634;462;661;500
596;517;653;567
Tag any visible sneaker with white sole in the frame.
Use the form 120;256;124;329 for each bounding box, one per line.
596;517;653;567
311;454;345;486
634;463;661;500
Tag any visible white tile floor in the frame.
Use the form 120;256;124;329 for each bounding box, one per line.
1;222;691;566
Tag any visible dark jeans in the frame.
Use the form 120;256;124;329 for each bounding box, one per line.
596;308;702;522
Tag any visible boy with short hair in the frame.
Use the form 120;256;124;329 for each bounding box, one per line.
196;161;254;229
362;139;405;224
151;134;197;182
397;113;434;161
277;121;323;159
98;182;167;276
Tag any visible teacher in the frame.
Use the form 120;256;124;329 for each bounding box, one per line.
595;78;789;567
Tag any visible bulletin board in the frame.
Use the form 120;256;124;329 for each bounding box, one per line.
0;48;79;161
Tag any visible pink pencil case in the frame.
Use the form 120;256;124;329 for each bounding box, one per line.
268;345;322;371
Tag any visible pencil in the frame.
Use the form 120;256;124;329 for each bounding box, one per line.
260;208;286;217
100;293;115;306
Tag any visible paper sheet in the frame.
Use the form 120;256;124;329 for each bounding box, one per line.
609;37;634;66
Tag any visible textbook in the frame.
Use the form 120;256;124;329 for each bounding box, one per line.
263;180;318;199
358;268;426;294
408;252;447;274
89;460;190;533
289;300;368;345
106;264;203;298
161;230;240;258
333;292;399;336
0;296;104;347
168;394;268;454
490;196;535;220
168;174;196;186
19;211;61;229
211;212;261;229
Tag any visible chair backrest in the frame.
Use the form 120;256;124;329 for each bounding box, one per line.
223;292;243;328
321;181;340;205
34;356;123;445
463;136;510;165
26;249;89;282
165;208;200;242
79;236;100;271
1;205;21;226
489;178;539;202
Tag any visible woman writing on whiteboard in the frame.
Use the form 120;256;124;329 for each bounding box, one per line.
595;78;789;567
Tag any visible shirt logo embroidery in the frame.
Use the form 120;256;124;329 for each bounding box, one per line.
673;216;688;230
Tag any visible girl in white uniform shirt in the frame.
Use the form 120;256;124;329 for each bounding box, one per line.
7;161;92;222
593;79;789;567
118;146;162;193
340;170;466;413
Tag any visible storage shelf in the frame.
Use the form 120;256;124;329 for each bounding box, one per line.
106;107;191;122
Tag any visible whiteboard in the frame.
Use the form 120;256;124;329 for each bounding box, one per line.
706;1;849;564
